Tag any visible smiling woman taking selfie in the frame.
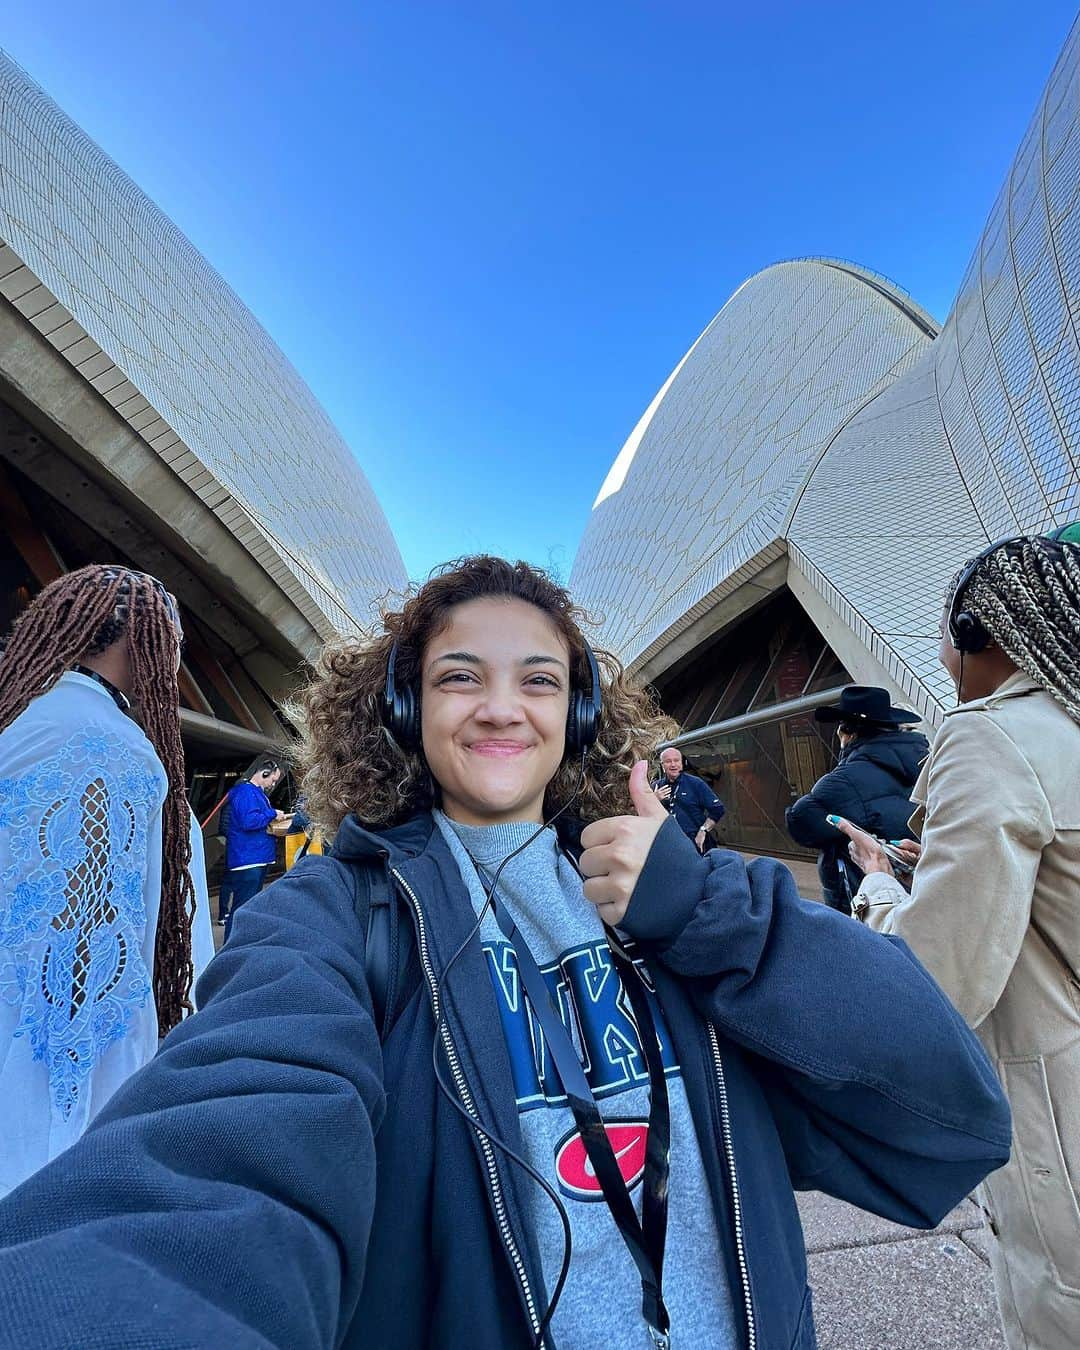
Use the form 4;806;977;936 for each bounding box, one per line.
0;557;1010;1350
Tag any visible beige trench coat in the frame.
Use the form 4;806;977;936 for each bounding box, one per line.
858;672;1080;1350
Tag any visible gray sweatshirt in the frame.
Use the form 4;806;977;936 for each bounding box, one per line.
434;811;736;1349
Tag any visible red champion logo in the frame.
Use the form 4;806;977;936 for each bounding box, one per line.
554;1120;649;1201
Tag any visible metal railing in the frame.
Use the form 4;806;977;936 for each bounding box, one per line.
659;685;847;751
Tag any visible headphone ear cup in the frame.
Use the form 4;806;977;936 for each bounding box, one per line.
395;686;421;751
383;640;422;751
580;695;598;751
565;689;598;755
565;691;583;756
571;643;604;755
953;612;990;654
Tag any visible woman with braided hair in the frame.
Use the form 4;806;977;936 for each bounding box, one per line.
837;529;1080;1350
0;564;213;1198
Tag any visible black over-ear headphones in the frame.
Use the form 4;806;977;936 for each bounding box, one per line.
381;640;423;750
566;641;603;755
381;637;603;755
948;535;1016;654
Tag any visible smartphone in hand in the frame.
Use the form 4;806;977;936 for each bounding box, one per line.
827;814;916;875
880;841;916;874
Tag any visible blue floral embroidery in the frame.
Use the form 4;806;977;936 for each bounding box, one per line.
0;727;164;1122
0;778;28;831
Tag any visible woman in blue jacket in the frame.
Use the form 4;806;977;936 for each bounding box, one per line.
0;557;1009;1350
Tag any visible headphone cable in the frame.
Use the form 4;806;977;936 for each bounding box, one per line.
428;750;588;1348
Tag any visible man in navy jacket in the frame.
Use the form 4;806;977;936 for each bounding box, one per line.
653;746;725;851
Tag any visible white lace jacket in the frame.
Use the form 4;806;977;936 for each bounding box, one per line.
0;671;213;1197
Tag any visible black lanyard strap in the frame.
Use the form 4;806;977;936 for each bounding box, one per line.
607;925;672;1334
73;664;131;712
470;858;672;1342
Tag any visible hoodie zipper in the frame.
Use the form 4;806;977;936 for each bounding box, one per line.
706;1021;757;1350
390;867;546;1347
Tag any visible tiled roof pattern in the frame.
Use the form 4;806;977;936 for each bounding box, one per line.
570;259;933;657
0;50;406;632
572;19;1080;724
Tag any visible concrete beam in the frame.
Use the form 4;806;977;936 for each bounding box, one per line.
180;708;287;758
0;294;326;666
634;553;790;686
0;403;263;655
787;565;930;725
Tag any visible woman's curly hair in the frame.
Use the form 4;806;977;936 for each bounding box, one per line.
295;555;676;832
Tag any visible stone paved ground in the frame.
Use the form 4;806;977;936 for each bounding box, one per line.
800;1192;1004;1348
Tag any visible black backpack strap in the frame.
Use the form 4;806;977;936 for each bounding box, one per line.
349;857;412;1041
366;889;392;1036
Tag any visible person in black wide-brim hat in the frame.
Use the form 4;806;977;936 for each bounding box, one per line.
813;685;921;729
786;686;928;912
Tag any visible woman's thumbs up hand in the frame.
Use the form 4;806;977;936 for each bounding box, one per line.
579;760;669;927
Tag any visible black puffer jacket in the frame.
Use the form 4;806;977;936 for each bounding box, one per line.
786;730;930;911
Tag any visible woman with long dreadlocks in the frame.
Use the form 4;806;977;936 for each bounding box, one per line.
836;528;1080;1350
0;564;213;1198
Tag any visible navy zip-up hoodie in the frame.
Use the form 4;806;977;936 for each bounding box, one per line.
0;813;1010;1349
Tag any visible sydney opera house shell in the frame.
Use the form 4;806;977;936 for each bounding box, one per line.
0;48;406;790
570;23;1080;855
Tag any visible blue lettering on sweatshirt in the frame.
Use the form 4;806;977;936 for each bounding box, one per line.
482;937;680;1111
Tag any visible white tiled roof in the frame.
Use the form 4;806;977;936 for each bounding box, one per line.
572;20;1080;724
0;50;407;634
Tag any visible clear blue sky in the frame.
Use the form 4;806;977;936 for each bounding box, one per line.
5;2;1078;582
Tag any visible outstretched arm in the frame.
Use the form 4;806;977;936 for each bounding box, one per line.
0;856;385;1349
